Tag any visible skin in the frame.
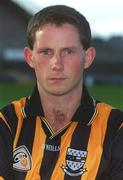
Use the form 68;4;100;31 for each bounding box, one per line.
24;23;96;131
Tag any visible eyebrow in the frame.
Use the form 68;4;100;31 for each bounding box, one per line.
38;46;82;50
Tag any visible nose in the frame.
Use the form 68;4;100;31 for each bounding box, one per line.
50;54;64;71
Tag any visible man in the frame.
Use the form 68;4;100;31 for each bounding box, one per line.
0;5;123;180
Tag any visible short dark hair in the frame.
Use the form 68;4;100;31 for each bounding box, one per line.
27;5;91;50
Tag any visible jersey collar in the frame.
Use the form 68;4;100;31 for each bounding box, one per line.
23;84;97;125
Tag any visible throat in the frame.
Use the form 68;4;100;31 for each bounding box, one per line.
45;109;71;132
53;109;65;122
39;85;83;132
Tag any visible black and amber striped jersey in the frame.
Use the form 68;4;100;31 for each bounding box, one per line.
0;85;123;180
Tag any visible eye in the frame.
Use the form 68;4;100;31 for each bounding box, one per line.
40;48;53;56
61;48;76;57
65;48;75;54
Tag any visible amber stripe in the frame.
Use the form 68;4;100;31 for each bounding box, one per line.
12;102;25;149
51;122;78;180
82;103;112;180
0;177;4;180
0;112;11;132
25;117;46;179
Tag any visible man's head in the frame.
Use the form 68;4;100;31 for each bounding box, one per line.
27;5;91;50
24;5;96;96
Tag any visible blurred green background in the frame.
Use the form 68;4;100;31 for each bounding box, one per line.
0;83;122;110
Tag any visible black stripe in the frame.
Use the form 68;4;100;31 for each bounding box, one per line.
1;104;18;140
14;115;36;179
95;109;123;180
0;118;13;179
64;122;91;180
40;136;61;180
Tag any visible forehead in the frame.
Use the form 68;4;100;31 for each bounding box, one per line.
36;23;80;40
34;23;82;48
38;23;79;33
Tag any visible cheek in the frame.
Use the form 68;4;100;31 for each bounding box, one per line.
33;56;47;69
68;60;83;74
34;59;48;78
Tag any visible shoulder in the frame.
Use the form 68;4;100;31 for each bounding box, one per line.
96;101;123;136
0;97;27;119
0;97;27;134
96;101;123;120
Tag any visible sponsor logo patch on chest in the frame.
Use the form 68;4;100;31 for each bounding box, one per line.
42;144;60;152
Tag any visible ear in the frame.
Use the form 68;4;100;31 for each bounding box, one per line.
23;47;34;68
84;47;96;69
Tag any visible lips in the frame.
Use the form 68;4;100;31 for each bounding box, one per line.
48;77;67;82
49;77;66;80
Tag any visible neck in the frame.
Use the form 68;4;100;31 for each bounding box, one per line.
38;83;83;132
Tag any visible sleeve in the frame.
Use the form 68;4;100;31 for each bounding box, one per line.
110;126;123;180
0;117;13;179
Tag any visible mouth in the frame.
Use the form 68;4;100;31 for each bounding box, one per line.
48;77;67;82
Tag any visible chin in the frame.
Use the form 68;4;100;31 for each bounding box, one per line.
49;91;67;96
46;88;68;96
